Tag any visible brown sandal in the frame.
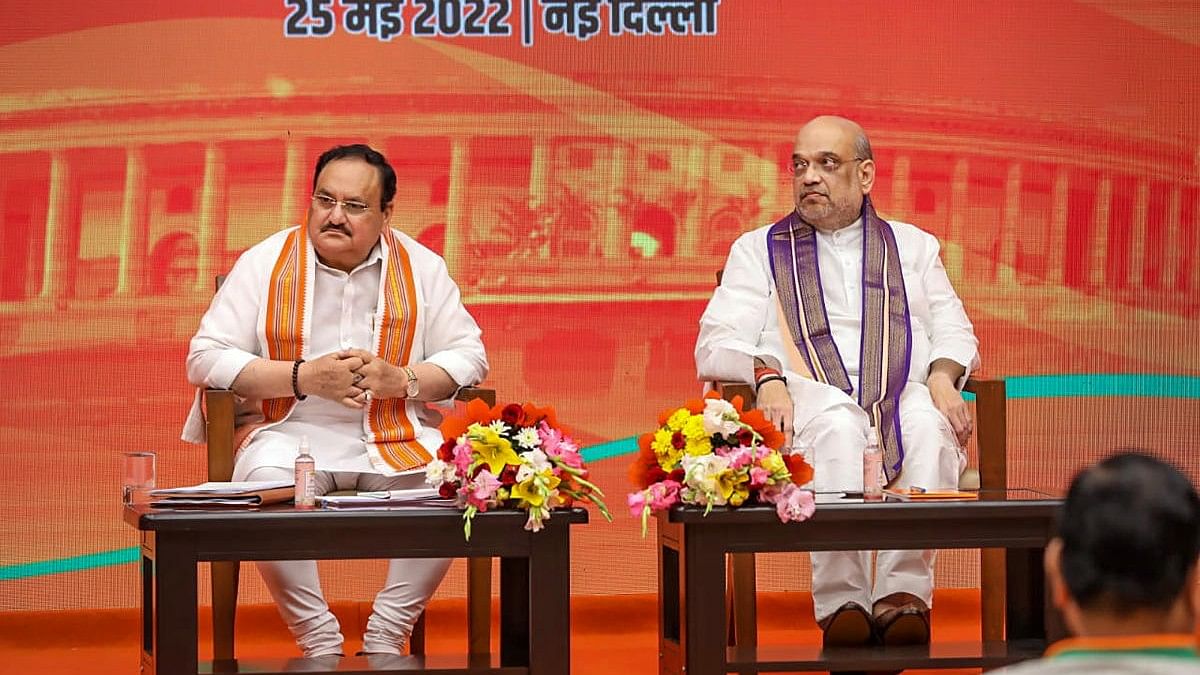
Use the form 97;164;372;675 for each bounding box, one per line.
873;593;930;646
818;601;875;648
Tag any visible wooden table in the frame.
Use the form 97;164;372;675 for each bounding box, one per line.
656;490;1062;674
124;505;588;675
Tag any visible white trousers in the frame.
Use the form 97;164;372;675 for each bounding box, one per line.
234;463;451;658
793;382;965;622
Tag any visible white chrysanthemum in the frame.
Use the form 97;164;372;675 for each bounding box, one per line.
487;420;510;435
702;398;742;437
424;459;454;486
514;427;541;449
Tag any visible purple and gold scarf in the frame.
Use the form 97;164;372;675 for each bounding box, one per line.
767;197;912;481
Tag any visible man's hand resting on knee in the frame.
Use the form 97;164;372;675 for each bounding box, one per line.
927;359;972;447
756;379;794;449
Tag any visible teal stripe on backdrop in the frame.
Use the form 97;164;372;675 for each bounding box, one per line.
5;374;1199;581
582;436;639;463
0;547;139;581
1004;373;1200;399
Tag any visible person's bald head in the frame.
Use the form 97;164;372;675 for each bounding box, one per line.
801;116;873;161
791;116;875;231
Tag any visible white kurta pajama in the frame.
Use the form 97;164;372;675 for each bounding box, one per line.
696;216;978;621
184;227;488;657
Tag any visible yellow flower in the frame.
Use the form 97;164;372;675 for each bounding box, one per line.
710;468;739;504
469;426;521;474
760;451;786;475
666;409;693;432
715;468;749;505
728;485;749;507
652;427;683;470
682;415;707;441
684;435;712;457
511;470;561;508
651;427;674;454
681;415;712;456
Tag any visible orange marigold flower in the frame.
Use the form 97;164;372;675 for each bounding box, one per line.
439;409;470;441
628;437;664;488
522;402;558;429
739;407;785;450
783;453;814;486
467;397;496;424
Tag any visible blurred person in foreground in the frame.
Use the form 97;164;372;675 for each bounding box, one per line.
998;452;1199;674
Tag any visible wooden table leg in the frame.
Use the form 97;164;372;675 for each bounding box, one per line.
727;553;756;649
528;519;571;675
1006;546;1056;645
683;526;727;675
658;521;683;675
499;553;531;669
467;556;492;658
154;538;199;675
139;533;156;675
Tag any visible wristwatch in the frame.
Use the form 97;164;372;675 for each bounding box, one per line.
402;366;419;398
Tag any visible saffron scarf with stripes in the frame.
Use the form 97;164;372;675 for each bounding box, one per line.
239;226;432;472
767;197;913;482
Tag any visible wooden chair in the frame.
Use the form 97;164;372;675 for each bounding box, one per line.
714;377;1008;648
205;385;496;660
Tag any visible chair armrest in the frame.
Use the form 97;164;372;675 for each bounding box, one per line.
455;386;496;407
964;377;1007;491
714;381;755;408
205;388;237;482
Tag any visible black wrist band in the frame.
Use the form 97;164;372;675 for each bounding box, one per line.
291;359;307;400
755;374;786;391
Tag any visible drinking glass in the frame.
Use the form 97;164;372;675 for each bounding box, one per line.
122;450;157;505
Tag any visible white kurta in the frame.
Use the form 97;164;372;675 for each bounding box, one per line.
183;227;489;477
696;217;979;438
181;227;487;656
696;216;980;619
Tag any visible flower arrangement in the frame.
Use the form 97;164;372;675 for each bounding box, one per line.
627;392;816;533
425;399;611;539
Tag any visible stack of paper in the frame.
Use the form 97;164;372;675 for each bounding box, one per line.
318;487;454;509
149;480;295;507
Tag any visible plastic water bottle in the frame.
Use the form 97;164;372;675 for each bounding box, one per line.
294;435;316;509
863;430;883;502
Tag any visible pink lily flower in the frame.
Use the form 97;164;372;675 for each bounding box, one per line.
627;490;648;517
452;440;473;475
772;484;815;523
647;479;682;510
465;470;502;511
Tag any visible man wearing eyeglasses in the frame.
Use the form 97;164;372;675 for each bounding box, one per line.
183;144;488;659
696;116;979;648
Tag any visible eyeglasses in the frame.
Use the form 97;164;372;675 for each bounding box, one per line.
788;156;866;176
311;194;372;217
